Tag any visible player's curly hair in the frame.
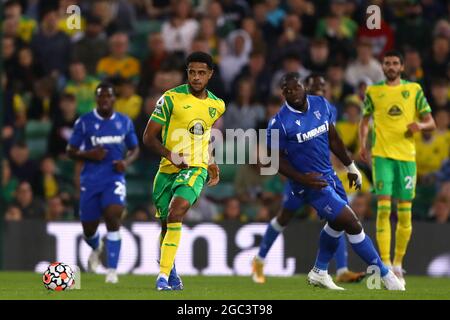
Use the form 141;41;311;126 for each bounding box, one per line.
186;51;213;70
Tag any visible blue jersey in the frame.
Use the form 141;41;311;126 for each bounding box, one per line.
267;95;348;220
267;95;335;176
68;110;138;186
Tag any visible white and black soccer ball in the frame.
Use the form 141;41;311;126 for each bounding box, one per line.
42;262;75;291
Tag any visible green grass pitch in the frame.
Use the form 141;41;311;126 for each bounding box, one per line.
0;272;449;300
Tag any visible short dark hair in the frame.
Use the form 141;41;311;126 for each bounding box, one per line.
304;72;325;85
186;51;213;70
383;50;404;64
280;72;301;88
95;82;115;96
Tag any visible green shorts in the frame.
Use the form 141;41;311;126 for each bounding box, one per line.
152;167;208;220
372;156;416;200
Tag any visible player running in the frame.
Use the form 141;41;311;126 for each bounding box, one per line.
252;74;365;285
265;72;404;290
143;52;225;291
67;82;139;283
359;50;436;287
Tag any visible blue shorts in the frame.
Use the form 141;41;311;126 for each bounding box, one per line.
282;173;348;221
79;179;127;222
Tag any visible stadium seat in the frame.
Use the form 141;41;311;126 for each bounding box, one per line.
129;20;162;60
25;120;51;160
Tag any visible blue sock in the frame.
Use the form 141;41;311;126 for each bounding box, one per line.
84;230;100;250
314;225;342;271
335;235;348;271
169;264;177;278
106;231;121;269
348;231;389;277
258;218;284;259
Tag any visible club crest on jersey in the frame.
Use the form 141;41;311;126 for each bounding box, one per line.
209;107;216;118
314;111;321;120
401;90;410;99
295;120;301;126
115;121;122;130
94;123;100;130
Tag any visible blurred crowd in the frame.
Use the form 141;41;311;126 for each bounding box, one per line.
1;0;449;224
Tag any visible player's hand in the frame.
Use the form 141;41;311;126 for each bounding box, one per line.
113;160;127;173
168;152;189;169
405;122;422;137
298;172;328;190
86;146;107;161
359;147;370;164
346;161;362;191
207;163;220;186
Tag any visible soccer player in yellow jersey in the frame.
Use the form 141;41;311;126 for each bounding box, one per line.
359;51;436;286
143;52;225;291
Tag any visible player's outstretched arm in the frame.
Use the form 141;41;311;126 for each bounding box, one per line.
328;123;362;190
142;119;188;169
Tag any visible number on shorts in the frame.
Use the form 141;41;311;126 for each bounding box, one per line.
114;181;126;200
404;176;414;190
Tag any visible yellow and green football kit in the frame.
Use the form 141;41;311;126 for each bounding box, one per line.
150;84;225;220
150;84;225;277
363;79;432;268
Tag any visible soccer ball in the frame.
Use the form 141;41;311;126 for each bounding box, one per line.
42;262;75;291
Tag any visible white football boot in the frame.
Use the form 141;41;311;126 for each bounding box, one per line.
88;240;104;273
393;265;406;287
307;269;345;290
382;269;405;291
105;268;119;284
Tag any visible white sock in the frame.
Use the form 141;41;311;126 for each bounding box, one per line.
158;273;168;281
270;217;285;232
107;230;121;241
336;267;349;276
346;230;366;244
313;266;328;276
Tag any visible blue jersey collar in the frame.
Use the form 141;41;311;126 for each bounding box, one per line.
285;96;309;114
94;109;116;121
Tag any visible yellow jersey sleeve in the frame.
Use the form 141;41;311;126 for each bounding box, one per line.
363;88;374;116
414;85;432;116
149;93;173;127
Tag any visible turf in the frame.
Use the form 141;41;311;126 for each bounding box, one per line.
0;272;449;300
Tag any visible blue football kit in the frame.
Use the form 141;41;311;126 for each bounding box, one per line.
68;109;138;221
267;95;348;221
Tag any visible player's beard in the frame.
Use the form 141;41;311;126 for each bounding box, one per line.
385;70;401;82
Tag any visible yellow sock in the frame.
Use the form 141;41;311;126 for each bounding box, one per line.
394;202;412;266
159;222;182;276
376;199;392;266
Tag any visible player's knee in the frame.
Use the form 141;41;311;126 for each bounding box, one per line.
168;198;190;222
